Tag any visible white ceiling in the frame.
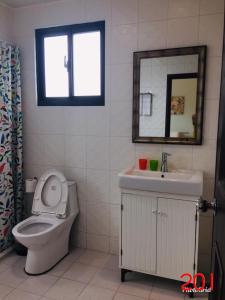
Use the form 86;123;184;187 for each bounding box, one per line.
0;0;61;8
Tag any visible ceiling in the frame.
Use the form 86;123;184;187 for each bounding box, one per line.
0;0;61;8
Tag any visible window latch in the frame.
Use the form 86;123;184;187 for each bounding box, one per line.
64;56;69;71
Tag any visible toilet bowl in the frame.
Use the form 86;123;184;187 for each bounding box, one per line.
12;169;79;275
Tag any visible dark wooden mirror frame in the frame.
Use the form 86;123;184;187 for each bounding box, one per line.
132;45;207;145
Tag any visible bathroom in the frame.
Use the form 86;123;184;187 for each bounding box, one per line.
0;0;224;299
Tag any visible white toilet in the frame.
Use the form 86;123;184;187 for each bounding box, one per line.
12;169;79;275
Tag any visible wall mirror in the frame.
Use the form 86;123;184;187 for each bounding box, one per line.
132;46;207;145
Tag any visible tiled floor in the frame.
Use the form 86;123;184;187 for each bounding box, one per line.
0;249;208;300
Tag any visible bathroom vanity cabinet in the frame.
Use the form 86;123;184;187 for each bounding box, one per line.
119;189;199;282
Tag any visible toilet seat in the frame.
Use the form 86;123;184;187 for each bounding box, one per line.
18;221;52;235
12;215;67;248
32;169;68;218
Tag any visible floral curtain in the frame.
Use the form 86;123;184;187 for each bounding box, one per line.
0;43;23;252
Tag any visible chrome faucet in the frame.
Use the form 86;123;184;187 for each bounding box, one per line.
161;152;171;173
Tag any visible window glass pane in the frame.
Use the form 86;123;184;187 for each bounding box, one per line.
44;35;69;97
73;31;101;96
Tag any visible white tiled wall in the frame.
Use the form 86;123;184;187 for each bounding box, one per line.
8;0;224;263
0;3;13;41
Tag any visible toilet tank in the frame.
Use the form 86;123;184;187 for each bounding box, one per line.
67;181;79;217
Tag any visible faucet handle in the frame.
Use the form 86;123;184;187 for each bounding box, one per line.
162;152;172;159
165;152;172;156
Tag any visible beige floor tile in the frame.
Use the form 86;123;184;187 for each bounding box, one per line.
78;285;115;300
45;278;86;300
65;248;86;263
63;262;99;283
0;262;9;274
0;259;28;287
184;295;208;299
90;268;121;291
78;250;110;268
18;273;58;295
118;273;153;299
150;278;185;300
114;293;146;300
0;249;204;300
4;289;41;300
1;252;20;266
0;284;14;299
48;259;72;277
103;255;119;271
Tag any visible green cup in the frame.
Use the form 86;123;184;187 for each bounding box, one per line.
150;160;158;171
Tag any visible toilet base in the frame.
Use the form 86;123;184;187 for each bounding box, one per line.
24;229;70;275
24;252;68;276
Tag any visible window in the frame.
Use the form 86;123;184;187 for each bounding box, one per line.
35;21;105;106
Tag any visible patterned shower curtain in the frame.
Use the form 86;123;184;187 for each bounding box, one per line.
0;43;23;252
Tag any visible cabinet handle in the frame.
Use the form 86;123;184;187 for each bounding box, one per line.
152;210;157;214
157;211;161;215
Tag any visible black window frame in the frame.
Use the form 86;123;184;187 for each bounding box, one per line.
35;20;105;106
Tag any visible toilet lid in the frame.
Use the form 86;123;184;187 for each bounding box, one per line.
32;169;68;217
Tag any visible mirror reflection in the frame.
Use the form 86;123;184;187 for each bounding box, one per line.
139;54;199;138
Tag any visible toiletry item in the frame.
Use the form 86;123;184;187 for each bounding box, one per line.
150;160;158;171
139;158;148;170
25;178;38;193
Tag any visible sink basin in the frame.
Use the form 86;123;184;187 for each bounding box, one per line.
118;168;203;196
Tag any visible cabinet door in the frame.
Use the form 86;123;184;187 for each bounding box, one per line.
157;198;197;280
121;193;157;274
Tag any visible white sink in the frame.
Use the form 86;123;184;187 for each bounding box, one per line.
118;168;203;196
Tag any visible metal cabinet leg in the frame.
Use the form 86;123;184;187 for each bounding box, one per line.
121;269;126;282
121;269;132;282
